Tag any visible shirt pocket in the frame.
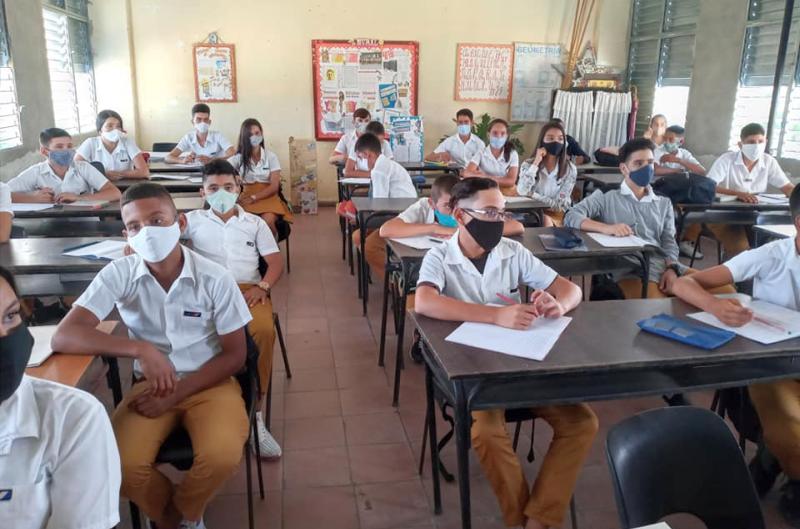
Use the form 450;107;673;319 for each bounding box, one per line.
176;308;216;369
1;478;49;528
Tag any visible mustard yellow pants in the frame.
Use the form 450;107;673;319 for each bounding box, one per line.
238;283;276;393
618;268;737;300
684;224;750;259
112;377;249;522
352;228;387;281
472;405;598;527
750;380;800;478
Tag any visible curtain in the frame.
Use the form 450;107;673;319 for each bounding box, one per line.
587;91;632;155
552;90;594;150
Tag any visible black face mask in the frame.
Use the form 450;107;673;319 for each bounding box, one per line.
465;217;504;252
0;323;34;404
543;141;564;156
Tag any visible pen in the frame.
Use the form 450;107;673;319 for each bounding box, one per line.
496;293;517;305
753;314;791;334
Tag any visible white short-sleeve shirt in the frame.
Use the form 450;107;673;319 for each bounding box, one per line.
417;233;558;305
725;237;800;310
176;131;232;158
0;375;120;529
370;155;417;198
470;145;519;177
653;146;702;171
0;182;11;215
433;134;484;168
75;246;252;376
76;136;143;172
228;148;281;184
707;150;790;193
398;197;435;224
334;131;358;156
184;206;280;284
8;161;109;196
348;139;393;162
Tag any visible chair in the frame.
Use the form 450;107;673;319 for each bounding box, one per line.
275;218;292;274
605;406;765;529
89;161;106;176
264;312;291;428
152;142;178;152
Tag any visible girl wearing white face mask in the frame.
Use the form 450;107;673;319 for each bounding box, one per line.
76;109;150;181
228;118;293;237
463;118;520;196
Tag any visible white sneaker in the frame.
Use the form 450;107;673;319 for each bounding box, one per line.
253;411;282;459
178;519;206;529
679;240;704;259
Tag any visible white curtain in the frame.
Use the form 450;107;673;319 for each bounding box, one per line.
552;90;594;150
587;91;632;155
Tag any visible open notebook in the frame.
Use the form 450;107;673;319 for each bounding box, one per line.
27;325;57;367
63;240;127;261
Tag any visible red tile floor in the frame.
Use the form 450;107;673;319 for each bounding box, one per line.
108;207;793;529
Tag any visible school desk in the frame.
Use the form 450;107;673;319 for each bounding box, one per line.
334;160;459;180
382;227;657;406
12;218;125;238
116;175;203;192
411;298;800;529
576;171;624;197
753;224;796;246
12;196;204;219
148;161;203;173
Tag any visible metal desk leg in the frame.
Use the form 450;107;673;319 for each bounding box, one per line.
425;363;442;515
361;217;369;315
454;381;472;529
640;253;650;299
392;289;407;407
104;357;123;407
347;221;354;275
379;265;391;367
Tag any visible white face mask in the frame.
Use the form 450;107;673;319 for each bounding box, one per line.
194;122;210;134
127;222;181;263
101;129;124;143
356;156;369;172
741;142;766;161
249;135;263;147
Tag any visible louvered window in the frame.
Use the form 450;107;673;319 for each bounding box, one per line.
0;0;21;150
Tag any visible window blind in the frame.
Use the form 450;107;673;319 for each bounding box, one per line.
0;0;20;150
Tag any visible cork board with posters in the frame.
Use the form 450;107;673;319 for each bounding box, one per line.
288;137;317;214
312;39;419;141
455;43;513;102
193;43;237;102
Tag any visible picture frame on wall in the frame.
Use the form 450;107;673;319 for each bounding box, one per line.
455;43;514;102
193;43;237;103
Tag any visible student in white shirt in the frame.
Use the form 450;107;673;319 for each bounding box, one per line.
671;185;800;527
354;133;417;199
654;125;706;176
643;113;667;146
75;109;150;180
228;118;293;236
52;183;252;529
414;177;597;529
183;159;284;459
165;103;235;165
344;120;393;178
329;107;372;164
425;108;484;168
516;121;577;226
0;266;121;529
0;182;10;243
9;128;122;204
463;118;520;196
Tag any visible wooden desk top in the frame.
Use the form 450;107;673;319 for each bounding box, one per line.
352;196;548;215
0;237;125;274
148;161;202;173
12;196;204;219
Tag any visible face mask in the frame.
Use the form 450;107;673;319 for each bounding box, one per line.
194;122;210;134
543;141;564;156
434;209;458;228
356;156;369;172
249;135;263;147
457;124;471;136
0;323;34;404
127;222;181;263
741;143;766;161
628;164;655;188
489;136;507;150
464;216;504;252
663;142;680;153
101;129;123;143
356;122;368;134
49;149;75;167
206;189;239;214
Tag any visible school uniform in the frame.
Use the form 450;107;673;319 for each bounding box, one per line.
74;246;252;522
175;130;232;158
8;160;109;196
0;181;11;215
229;148;294;222
433;133;484;168
470;145;520;196
76;136;143;172
516;160;578;224
184;206;280;387
335;130;393;159
0;375;121;529
347;139;393;162
653;145;701;172
416;234;597;528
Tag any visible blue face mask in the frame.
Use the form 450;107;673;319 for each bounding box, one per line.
206;188;239;214
434;209;458;228
49;149;75;167
629;164;655;188
457;124;471;137
489;136;507;149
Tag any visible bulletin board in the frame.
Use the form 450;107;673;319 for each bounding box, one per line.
454;43;513;102
312;39;419;141
193;43;237;103
509;42;563;122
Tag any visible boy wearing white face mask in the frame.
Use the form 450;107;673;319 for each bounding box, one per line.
182;159;284;460
344;120;394;178
166;103;235;165
52;183;253;529
329;107;373;164
425;108;484;168
75;109;150;180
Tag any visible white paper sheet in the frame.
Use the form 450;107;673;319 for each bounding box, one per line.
632;524;672;529
150;173;193;181
27;325;57;367
146;151;170;161
586;232;648;248
62;200;109;208
339;178;371;185
63;240;127;261
11;203;53;212
757;193;789;204
171;162;202;168
504;196;533;203
189;177;203;183
688;299;800;345
389;236;447;250
755;224;796;238
445;316;572;361
716;193;738;203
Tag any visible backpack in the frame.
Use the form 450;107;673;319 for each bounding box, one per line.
652;172;716;205
594;148;619;167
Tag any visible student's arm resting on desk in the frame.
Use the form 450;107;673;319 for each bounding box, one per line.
672;265;753;326
343;157;370;178
425;141;452;163
564;190;632;236
110;152;150;180
379;216;455;238
165;146;192;164
461;161;486;178
493;165;518;188
782;183;796;197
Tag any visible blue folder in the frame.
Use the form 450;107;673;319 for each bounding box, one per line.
637;313;736;350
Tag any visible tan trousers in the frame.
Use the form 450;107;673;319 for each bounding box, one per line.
472;405;598;527
684;223;750;258
112;377;249;522
238;284;276;392
617;268;737;300
352;228;387;280
750;380;800;478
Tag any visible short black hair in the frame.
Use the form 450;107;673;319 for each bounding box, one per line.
353;108;371;120
365;121;385;136
456;108;473;121
39;127;71;146
0;265;18;297
192;103;211;116
96;109;124;133
618;137;656;163
354;132;382;155
202;159;239;182
448;177;499;210
791;185;800;220
666;125;685;136
741;122;766;140
121;182;176;211
431;174;460;201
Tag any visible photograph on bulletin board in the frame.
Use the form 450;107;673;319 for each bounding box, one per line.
312;39;419;141
455;43;513;102
193;43;237;103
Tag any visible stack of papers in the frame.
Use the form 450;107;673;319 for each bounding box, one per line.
445;316;572;361
689;299;800;344
63;240;127;261
339;177;371;185
11;203;53;212
389;236;447;250
587;232;648;248
27;325;57;367
757;193;789;205
62;200;109;208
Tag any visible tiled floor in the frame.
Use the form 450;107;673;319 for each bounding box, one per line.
107;207;794;529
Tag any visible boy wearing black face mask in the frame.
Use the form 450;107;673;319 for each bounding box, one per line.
415;177;597;529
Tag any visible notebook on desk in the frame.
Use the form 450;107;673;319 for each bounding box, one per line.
27;325;57;367
62;200;110;209
63;240;127;261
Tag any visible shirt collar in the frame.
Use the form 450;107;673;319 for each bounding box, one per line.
0;376;40;455
443;230;515;269
95;136;125;155
40;160;73;179
132;245;197;285
200;204;250;225
735;150;764;169
620;179;657;203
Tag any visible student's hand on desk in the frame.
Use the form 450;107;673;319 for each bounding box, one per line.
430;225;456;238
55;192;80;204
32;188;55;202
197;155;212;164
710;298;754;327
493;303;539;330
182;152;196;163
244;285;269;307
603;223;633;237
529;289;564;318
737;192;759;204
437;152;452;162
135;342;178;397
659;269;678;294
129;389;179;418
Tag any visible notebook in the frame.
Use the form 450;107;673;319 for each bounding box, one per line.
27;325;57;367
688;299;800;345
63;240;127;261
445;317;571;361
586;232;648;248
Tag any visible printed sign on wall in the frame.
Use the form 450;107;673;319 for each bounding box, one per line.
455;43;513;102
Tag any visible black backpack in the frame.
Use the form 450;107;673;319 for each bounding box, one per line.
593;148;620;167
652;172;716;205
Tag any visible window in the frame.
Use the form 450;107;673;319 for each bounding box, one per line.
627;0;700;134
42;0;96;135
0;0;21;150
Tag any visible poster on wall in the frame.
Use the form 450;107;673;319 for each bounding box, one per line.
509;42;563;122
193;43;237;103
389;116;424;163
312;39;419;141
455;43;513;102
